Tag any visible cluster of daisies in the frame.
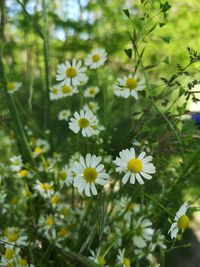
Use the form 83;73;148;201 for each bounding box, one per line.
48;48;146;139
1;47;195;267
51;49;107;137
51;49;105;102
2;148;191;267
5;48;148;142
88;199;167;267
1;138;192;266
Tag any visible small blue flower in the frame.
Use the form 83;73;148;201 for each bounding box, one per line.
192;114;200;126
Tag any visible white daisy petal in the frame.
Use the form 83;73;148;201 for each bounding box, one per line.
122;172;130;184
135;173;144;185
85;183;91;197
86;154;91;167
138;151;146;160
140;171;152;180
130;173;136;184
91;183;97;195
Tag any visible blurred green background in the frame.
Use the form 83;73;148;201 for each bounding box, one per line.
1;1;200;266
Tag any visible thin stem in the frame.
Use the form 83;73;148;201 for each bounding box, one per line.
139;52;184;152
189;194;200;205
143;192;173;217
166;243;191;253
42;0;52;150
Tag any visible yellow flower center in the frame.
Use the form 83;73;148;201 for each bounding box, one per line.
123;257;131;267
34;146;43;155
78;118;89;128
125;77;137;90
10;197;18;205
25;190;32;198
127;158;142;173
61;207;70;216
30;137;36;145
45;216;54;225
58;171;67;180
88;103;95;109
18;170;29;177
52;87;58;94
40;183;53;191
61;85;72;94
7;233;18;242
89;88;96;94
66;67;77;78
7;82;15;91
9;132;15;140
58;227;68;237
4;248;14;260
51;195;59;205
18;259;28;266
126;203;134;210
97;256;106;265
42;159;50;170
177;214;190;229
83;167;98;182
92;54;100;62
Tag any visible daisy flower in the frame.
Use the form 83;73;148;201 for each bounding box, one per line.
134;244;155;263
35;138;50;153
69;109;100;137
9;155;23;172
72;154;109;197
113;147;156;185
1;245;21;266
38;157;56;173
38;214;55;230
58;109;71;121
7;82;21;94
59;83;78;98
118;197;140;225
50;85;61;100
85;48;107;69
133;217;154;248
34;180;54;197
56;59;87;86
114;75;145;99
57;165;73;186
83;101;100;112
84;86;99;98
56;227;70;240
88;250;107;266
168;202;190;239
17;258;34;267
151;230;167;250
3;227;27;246
117;249;131;267
32;139;50;158
17;169;29;178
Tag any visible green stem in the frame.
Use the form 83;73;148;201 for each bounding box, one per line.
15;98;46;138
143;191;173;216
42;0;52;150
170;144;200;191
138;51;183;152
